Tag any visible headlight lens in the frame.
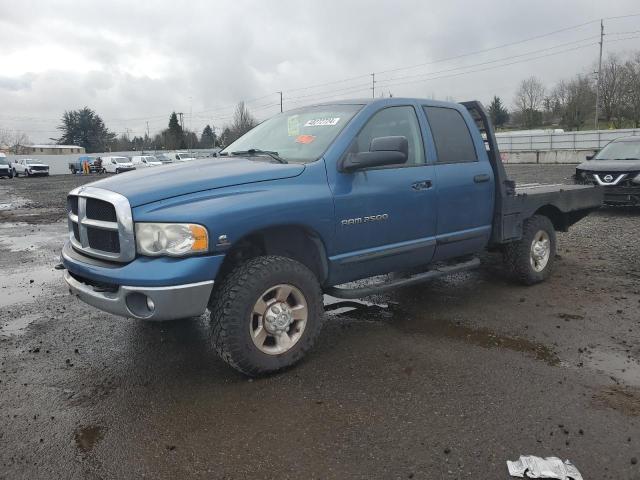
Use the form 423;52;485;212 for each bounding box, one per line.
135;223;208;256
633;173;640;184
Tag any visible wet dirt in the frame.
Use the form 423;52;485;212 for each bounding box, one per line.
74;425;104;453
1;168;639;479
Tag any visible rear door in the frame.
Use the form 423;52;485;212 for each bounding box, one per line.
328;105;437;284
421;106;494;260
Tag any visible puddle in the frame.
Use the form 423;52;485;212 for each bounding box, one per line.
0;265;61;308
593;387;640;417
324;293;558;366
0;196;32;211
393;314;560;366
0;313;41;337
0;222;67;253
74;425;104;452
584;349;640;387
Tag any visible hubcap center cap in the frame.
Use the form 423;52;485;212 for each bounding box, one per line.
263;302;293;333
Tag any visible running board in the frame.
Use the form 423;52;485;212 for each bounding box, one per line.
324;257;481;299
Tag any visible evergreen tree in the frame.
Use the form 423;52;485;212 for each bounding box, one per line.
166;112;184;149
487;96;509;128
56;107;115;153
200;124;216;148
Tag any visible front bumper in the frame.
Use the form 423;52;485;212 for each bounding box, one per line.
603;186;640;205
61;241;223;320
64;271;213;320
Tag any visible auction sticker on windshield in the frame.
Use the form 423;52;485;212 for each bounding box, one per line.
288;115;300;136
295;134;316;144
304;117;340;127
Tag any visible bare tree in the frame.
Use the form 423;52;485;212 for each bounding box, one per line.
227;102;257;143
561;75;596;131
598;53;626;128
514;76;545;128
0;130;30;154
623;52;640;128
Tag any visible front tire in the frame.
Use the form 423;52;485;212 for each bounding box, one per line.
210;255;324;376
504;214;556;285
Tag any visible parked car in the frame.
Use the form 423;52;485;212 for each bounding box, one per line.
169;152;196;162
575;136;640;206
69;155;99;174
131;155;162;168
102;156;136;174
0;153;13;178
60;99;602;376
154;153;173;164
13;158;49;177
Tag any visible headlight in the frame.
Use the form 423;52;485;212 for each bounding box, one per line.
135;223;208;256
633;173;640;185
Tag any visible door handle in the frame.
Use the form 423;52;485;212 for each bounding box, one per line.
411;180;432;191
474;174;490;183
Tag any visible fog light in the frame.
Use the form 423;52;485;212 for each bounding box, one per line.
125;292;155;319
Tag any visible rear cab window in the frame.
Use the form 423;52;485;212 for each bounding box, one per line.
423;106;477;164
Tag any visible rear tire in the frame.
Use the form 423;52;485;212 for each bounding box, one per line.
210;255;324;376
504;214;556;285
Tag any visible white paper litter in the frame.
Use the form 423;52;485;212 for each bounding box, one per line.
506;455;583;480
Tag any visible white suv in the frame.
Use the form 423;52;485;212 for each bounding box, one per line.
0;153;13;178
131;155;162;168
102;156;135;174
13;158;50;177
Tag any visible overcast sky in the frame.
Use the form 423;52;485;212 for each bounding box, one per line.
1;0;639;143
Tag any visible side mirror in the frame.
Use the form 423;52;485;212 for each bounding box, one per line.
586;151;597;160
341;136;408;171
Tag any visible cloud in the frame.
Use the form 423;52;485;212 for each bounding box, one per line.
0;0;639;142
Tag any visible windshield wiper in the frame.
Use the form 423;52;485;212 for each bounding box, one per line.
230;149;287;164
621;157;640;160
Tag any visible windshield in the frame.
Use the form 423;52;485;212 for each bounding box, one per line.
114;157;129;164
595;139;640;160
0;158;8;165
145;156;158;162
25;159;42;165
222;104;362;163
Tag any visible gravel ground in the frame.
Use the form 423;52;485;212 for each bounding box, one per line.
0;166;639;479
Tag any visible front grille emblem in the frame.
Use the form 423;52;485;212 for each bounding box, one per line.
603;174;614;183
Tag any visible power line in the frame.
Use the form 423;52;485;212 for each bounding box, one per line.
376;42;598;90
375;35;599;86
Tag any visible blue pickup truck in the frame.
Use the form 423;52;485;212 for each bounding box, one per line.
60;99;602;375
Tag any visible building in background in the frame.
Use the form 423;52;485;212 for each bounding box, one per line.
21;145;85;155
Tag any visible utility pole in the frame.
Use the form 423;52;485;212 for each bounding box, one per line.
594;19;604;130
145;121;150;154
278;91;283;112
371;73;376;98
188;96;193;151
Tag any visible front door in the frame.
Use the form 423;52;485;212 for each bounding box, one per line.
328;105;438;284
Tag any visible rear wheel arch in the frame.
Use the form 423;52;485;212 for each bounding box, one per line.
533;204;566;232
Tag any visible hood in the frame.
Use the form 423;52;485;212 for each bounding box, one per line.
576;159;640;172
91;157;305;207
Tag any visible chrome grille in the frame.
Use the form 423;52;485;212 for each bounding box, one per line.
67;186;135;262
86;198;117;222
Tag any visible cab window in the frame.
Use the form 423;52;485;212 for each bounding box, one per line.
345;106;425;167
423;106;477;163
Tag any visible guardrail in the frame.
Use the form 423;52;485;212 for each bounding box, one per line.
496;128;640;152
